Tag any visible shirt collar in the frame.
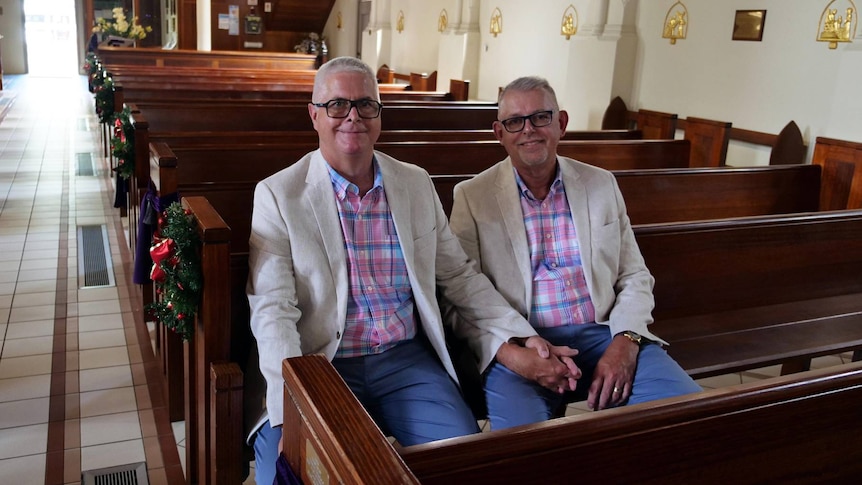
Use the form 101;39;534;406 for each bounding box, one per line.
513;161;564;202
327;157;384;200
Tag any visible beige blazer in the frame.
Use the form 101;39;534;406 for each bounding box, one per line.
246;149;536;429
448;156;665;344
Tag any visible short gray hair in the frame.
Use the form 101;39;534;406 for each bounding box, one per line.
498;76;560;111
313;56;379;101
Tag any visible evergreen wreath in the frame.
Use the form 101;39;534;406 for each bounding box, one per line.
111;106;135;179
145;202;203;341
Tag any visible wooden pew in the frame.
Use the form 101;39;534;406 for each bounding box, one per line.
184;140;862;480
602;96;807;165
811;136;862;211
637;209;862;377
283;354;862;484
96;45;318;70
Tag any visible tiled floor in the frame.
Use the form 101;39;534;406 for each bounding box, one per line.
0;72;856;485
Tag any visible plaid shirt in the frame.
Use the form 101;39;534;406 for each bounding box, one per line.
328;161;417;357
515;167;596;328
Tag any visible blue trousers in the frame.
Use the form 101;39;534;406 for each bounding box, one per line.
484;324;702;430
254;339;479;484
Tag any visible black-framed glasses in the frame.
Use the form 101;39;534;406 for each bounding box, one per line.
498;110;555;133
310;98;383;119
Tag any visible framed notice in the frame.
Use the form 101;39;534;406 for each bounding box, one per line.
732;10;766;41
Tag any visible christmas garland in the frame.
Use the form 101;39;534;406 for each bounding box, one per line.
145;202;203;341
111;106;135;180
93;70;115;124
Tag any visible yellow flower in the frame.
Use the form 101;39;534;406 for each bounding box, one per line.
93;8;151;40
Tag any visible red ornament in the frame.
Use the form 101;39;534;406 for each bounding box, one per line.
177;313;185;320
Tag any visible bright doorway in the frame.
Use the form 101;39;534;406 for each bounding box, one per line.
23;0;79;76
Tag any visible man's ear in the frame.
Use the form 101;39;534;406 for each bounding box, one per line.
558;110;570;134
308;103;319;130
492;120;505;141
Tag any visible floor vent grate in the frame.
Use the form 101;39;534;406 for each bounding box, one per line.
78;225;115;288
76;152;95;176
81;462;149;485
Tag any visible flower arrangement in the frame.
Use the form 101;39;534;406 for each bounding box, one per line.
145;202;203;341
93;7;152;40
294;32;326;54
111;107;135;180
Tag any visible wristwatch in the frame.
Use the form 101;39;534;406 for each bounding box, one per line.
617;330;644;346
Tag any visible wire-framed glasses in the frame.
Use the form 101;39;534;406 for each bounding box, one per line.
498;110;555;133
311;98;384;119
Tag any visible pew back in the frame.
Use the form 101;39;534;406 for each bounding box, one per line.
282;354;862;484
637;209;862;377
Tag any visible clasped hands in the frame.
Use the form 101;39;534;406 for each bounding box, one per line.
497;335;581;394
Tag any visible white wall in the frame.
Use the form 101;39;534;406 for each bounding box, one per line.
631;0;862;164
386;0;442;74
322;0;358;59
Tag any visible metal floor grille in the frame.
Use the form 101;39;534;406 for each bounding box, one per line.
81;462;149;485
76;152;95;176
78;225;115;288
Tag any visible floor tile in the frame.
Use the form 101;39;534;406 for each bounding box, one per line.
695;373;742;389
78;329;126;350
79;387;137;418
0;353;52;378
0;423;48;459
78;346;129;370
78;313;124;332
0;335;53;358
77;287;118;302
0;453;46;484
80;439;145;473
77;300;122;317
8;305;54;322
0;397;50;429
80;411;141;447
11;292;56;308
0;374;52;402
5;320;54;339
12;279;55;294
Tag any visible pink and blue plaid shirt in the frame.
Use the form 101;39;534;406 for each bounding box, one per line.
515;166;596;328
328;161;417;358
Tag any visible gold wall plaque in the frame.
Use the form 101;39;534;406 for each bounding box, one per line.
662;1;688;45
817;0;857;49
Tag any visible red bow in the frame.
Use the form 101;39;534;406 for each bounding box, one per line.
149;238;176;282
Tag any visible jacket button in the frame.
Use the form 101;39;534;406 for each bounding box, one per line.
336;331;341;339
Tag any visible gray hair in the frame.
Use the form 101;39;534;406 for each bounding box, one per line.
313;56;379;101
498;76;560;111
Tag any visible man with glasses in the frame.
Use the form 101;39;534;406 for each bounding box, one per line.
447;76;701;431
246;60;580;484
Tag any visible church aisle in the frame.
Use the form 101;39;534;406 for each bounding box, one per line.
0;74;181;484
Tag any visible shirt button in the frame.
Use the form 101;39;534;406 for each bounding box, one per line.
545;233;552;239
551;263;558;268
366;286;374;292
566;280;573;286
357;215;363;220
542;203;548;208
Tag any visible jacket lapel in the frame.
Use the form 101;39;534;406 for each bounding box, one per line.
559;159;593;286
306;151;348;306
495;159;534;311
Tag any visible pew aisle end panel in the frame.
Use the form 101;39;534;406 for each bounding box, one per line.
283;355;421;485
812;136;862;211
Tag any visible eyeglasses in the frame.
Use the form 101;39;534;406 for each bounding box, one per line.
498;110;555;133
311;98;383;119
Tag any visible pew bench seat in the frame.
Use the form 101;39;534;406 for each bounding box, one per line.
660;293;862;378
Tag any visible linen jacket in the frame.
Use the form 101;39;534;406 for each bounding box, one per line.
246;149;537;429
448;156;665;344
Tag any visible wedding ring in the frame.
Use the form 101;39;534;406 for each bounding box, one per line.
613;386;621;393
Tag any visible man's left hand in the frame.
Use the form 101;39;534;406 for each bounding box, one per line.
586;335;639;410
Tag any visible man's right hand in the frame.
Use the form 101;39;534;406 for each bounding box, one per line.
496;336;581;393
